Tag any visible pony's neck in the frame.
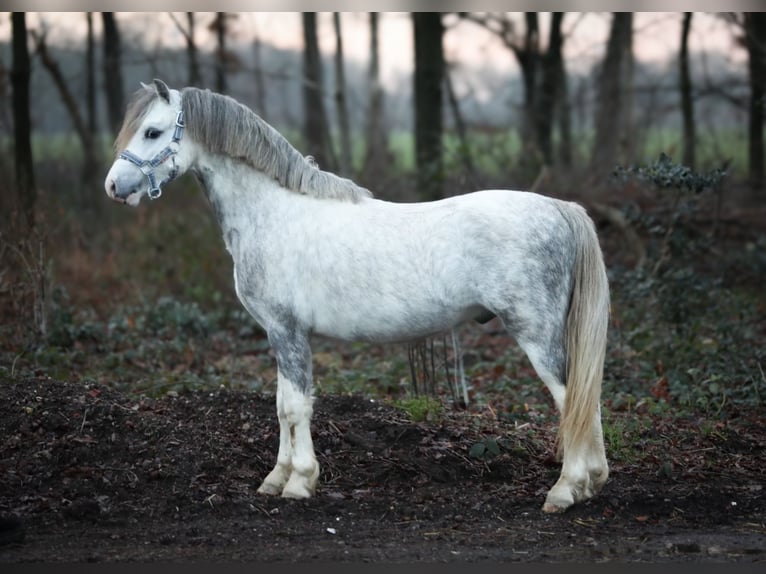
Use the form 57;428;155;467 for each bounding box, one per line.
192;152;279;245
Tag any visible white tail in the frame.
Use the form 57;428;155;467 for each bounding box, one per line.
557;203;610;460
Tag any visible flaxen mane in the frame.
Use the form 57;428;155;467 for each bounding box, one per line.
114;87;157;154
115;85;372;203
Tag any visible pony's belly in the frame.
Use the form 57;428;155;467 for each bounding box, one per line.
311;303;485;343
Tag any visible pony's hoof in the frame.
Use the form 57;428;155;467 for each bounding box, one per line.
542;501;569;513
281;483;313;499
543;483;575;513
257;481;283;496
281;470;317;499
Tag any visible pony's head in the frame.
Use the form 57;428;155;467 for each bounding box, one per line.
105;79;190;206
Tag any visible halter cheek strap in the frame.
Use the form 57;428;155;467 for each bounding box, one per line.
119;109;185;200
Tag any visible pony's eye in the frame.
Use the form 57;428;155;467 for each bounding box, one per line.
144;128;162;140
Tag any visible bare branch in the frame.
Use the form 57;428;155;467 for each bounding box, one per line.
167;12;192;43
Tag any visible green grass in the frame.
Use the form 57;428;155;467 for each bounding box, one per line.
7;123;745;187
394;395;445;423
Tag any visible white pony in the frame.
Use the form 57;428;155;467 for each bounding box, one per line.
105;79;610;513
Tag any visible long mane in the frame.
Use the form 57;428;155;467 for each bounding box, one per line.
115;85;372;203
182;87;372;203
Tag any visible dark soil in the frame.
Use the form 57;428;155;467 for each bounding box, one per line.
0;375;764;563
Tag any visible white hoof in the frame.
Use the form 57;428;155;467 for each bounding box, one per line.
257;481;283;496
281;467;318;499
257;465;291;496
542;483;575;513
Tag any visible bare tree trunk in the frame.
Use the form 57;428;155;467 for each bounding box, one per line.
591;12;633;180
102;12;125;138
86;13;97;135
620;15;635;162
214;12;227;93
187;13;201;86
745;13;766;188
457;13;541;164
534;12;565;166
680;13;696;169
303;13;336;171
0;49;9;134
519;13;540;146
557;54;573;167
11;12;36;232
169;12;203;86
362;12;390;183
333;13;353;177
413;12;444;201
35;31;98;193
253;35;266;118
444;63;477;185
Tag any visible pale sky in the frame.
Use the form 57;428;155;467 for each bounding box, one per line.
0;12;748;88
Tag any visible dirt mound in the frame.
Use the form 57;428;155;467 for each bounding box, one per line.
1;376;764;562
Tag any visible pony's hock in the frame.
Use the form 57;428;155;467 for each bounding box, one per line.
106;79;611;513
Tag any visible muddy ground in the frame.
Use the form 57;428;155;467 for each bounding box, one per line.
0;375;763;563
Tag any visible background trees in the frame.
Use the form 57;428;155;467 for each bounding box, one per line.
302;12;336;172
744;13;765;187
413;12;444;200
591;13;633;182
10;12;35;232
1;11;762;270
101;12;124;138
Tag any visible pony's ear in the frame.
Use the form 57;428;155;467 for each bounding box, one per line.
153;79;171;104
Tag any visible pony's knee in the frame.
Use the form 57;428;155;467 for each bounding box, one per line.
277;379;314;424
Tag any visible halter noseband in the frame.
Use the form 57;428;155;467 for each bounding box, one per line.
118;109;185;200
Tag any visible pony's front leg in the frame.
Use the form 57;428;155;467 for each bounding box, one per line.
257;329;319;499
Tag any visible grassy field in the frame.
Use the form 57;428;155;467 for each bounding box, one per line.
13;122;743;187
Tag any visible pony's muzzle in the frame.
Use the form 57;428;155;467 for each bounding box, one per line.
105;174;140;205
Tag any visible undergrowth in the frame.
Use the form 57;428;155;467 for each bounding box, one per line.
1;155;763;434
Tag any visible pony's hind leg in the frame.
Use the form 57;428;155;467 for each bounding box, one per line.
502;314;608;512
257;328;320;499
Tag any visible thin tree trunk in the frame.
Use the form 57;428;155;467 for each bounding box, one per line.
11;12;36;232
534;12;565;166
302;12;336;171
35;31;97;192
362;12;390;183
187;13;201;86
86;13;97;135
444;63;477;185
214;12;227;93
102;12;125;138
518;13;539;146
591;12;633;180
333;13;352;177
253;34;266;118
745;13;766;188
169;12;202;86
680;12;695;169
619;14;635;161
557;54;573;167
0;49;9;134
413;12;444;201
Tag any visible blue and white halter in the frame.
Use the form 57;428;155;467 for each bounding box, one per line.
118;109;185;200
